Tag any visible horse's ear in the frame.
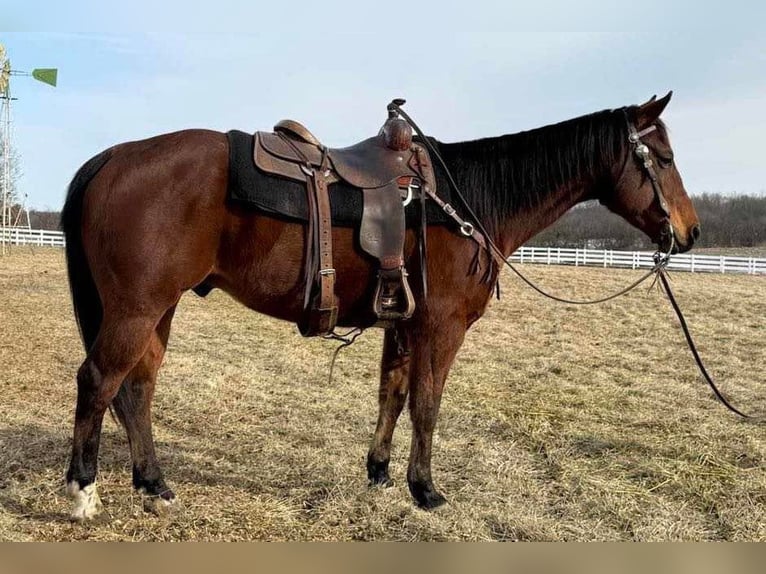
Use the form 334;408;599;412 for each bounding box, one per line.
636;91;672;127
641;94;658;106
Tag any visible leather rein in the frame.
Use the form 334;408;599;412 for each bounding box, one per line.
390;101;762;422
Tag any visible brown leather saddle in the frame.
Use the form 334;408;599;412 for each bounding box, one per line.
253;100;436;336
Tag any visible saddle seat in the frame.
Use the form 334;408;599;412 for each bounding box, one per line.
266;121;419;189
253;101;436;336
274;119;321;145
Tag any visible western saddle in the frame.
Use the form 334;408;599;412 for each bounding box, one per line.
253;99;436;336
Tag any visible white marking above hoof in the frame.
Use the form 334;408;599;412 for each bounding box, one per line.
67;481;103;522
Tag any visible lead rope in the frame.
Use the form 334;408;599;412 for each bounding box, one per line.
656;267;764;421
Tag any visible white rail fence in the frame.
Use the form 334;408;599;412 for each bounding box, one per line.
2;228;765;275
510;246;766;275
1;227;65;247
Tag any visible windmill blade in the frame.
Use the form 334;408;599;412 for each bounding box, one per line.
32;68;57;87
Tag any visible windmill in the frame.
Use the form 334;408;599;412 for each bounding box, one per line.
0;42;57;254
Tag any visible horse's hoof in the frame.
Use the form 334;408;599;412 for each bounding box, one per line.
367;459;394;488
369;475;394;488
66;481;103;522
409;482;448;510
142;489;178;516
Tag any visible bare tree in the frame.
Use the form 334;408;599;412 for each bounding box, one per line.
1;143;24;225
29;210;60;230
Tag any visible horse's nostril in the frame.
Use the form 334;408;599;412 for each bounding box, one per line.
691;224;701;241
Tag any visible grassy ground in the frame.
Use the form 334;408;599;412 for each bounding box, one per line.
0;247;764;541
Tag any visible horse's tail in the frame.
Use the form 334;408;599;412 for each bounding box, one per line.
61;149;113;351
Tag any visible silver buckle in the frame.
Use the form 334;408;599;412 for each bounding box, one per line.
402;186;413;207
300;164;315;176
319;268;336;277
402;180;420;207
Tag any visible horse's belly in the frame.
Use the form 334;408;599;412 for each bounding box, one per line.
213;213;380;326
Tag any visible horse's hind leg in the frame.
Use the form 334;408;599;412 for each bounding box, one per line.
111;306;176;514
66;310;167;521
367;327;410;486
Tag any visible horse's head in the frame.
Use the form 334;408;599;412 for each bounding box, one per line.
601;92;700;253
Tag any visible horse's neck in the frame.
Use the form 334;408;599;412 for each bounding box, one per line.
496;180;593;255
443;126;604;255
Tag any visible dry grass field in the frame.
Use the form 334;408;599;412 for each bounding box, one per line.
0;247;764;541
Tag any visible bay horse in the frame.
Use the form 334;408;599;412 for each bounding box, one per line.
61;92;699;520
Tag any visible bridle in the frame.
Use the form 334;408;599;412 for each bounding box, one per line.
621;109;676;258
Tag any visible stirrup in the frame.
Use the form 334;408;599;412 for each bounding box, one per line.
373;267;415;321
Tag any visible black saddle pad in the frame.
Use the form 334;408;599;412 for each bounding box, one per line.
226;130;450;227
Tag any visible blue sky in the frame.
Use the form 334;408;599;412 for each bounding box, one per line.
3;1;765;209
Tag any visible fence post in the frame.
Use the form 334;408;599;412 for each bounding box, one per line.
720;257;725;274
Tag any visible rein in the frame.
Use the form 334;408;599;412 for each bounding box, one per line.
389;100;763;421
657;269;764;421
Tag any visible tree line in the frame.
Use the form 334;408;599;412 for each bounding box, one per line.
532;193;766;249
28;209;60;230
25;192;766;249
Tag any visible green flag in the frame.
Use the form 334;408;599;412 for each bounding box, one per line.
32;68;57;87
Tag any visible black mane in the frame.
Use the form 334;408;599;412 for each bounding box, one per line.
435;108;632;234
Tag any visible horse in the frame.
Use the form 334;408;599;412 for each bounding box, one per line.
60;92;699;520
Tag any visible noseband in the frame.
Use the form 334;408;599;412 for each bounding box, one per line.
622;109;675;254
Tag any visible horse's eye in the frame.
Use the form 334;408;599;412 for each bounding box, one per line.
657;155;673;168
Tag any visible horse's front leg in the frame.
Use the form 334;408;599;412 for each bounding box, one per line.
407;320;465;509
367;327;411;486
